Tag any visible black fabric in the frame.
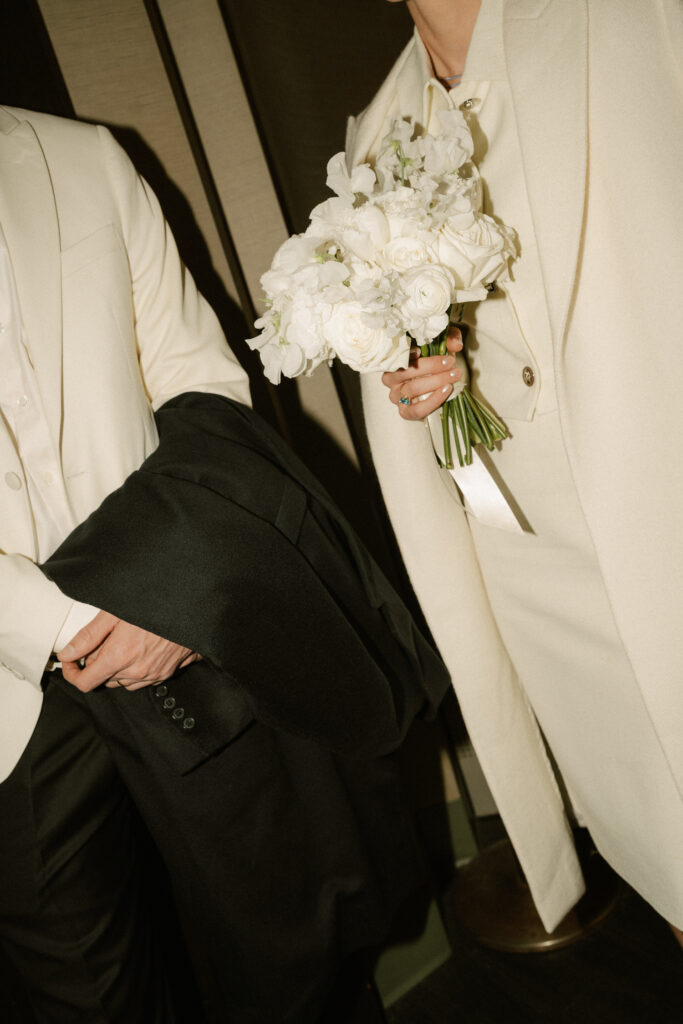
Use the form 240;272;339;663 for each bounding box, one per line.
43;394;451;1022
0;679;193;1023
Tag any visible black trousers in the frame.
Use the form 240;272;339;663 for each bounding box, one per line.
0;678;191;1023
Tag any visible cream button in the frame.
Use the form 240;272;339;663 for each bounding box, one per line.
5;472;22;491
522;366;535;387
15;395;28;408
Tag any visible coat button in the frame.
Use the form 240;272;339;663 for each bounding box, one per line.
163;696;176;710
182;717;195;730
522;366;535;387
172;707;184;720
4;472;22;491
155;684;168;698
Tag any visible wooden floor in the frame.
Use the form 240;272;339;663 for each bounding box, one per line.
387;881;683;1024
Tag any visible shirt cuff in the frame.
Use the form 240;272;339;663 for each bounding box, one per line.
52;600;101;664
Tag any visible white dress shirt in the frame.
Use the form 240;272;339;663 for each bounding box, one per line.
0;222;98;656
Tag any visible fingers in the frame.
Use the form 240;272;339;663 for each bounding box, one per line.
445;326;463;353
380;329;464;421
60;618;197;692
57;610;119;664
396;382;455;420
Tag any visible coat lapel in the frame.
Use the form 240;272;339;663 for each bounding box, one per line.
503;0;588;352
0;108;63;449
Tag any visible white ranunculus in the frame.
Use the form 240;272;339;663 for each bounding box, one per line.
396;264;454;343
438;212;515;301
322;300;409;372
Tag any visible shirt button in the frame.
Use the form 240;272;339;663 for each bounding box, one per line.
171;707;184;720
0;323;6;333
4;472;22;491
15;395;28;408
522;366;535;387
155;684;168;698
163;696;176;710
183;717;196;730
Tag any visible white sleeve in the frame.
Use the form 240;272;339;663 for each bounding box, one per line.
53;599;101;655
0;554;74;687
98;125;252;411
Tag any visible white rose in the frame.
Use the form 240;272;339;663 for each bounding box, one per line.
322;300;409;372
397;264;454;343
382;235;437;272
438;212;515;301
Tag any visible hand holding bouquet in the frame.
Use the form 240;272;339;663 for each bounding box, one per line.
248;110;516;467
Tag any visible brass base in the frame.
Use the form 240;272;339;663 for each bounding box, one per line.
450;838;620;953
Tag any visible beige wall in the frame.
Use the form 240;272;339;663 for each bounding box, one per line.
37;0;357;461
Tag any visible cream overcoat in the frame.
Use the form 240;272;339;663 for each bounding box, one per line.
0;106;250;782
347;0;683;931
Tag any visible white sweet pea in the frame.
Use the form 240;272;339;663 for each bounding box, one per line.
326;151;376;201
310;197;390;261
422;109;474;176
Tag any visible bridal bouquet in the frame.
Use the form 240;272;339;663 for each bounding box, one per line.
247;110;516;467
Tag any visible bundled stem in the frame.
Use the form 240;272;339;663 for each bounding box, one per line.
420;306;508;468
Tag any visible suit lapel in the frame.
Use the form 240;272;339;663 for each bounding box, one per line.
503;0;588;353
0;109;63;450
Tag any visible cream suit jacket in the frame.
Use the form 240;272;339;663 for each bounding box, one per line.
347;0;683;932
0;106;250;782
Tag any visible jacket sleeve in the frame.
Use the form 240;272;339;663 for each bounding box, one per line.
98;125;251;412
43;394;451;759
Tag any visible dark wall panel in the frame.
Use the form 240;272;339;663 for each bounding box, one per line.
220;0;412;233
0;0;73;116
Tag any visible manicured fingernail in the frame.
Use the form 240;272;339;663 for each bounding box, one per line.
449;370;461;379
442;385;452;394
59;644;75;660
441;356;455;367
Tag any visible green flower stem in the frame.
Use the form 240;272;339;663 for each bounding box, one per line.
417;303;508;469
441;403;454;468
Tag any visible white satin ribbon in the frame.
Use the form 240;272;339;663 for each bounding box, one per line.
427;410;525;533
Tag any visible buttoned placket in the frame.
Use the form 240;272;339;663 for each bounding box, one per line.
0;222;76;560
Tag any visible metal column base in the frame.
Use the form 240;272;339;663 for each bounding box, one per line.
450;837;620;952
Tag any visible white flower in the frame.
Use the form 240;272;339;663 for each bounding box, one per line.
322;300;410;372
310;197;389;261
397;264;455;343
422;109;474;175
326;151;376;201
438;212;516;301
382;235;438;272
246;311;313;385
